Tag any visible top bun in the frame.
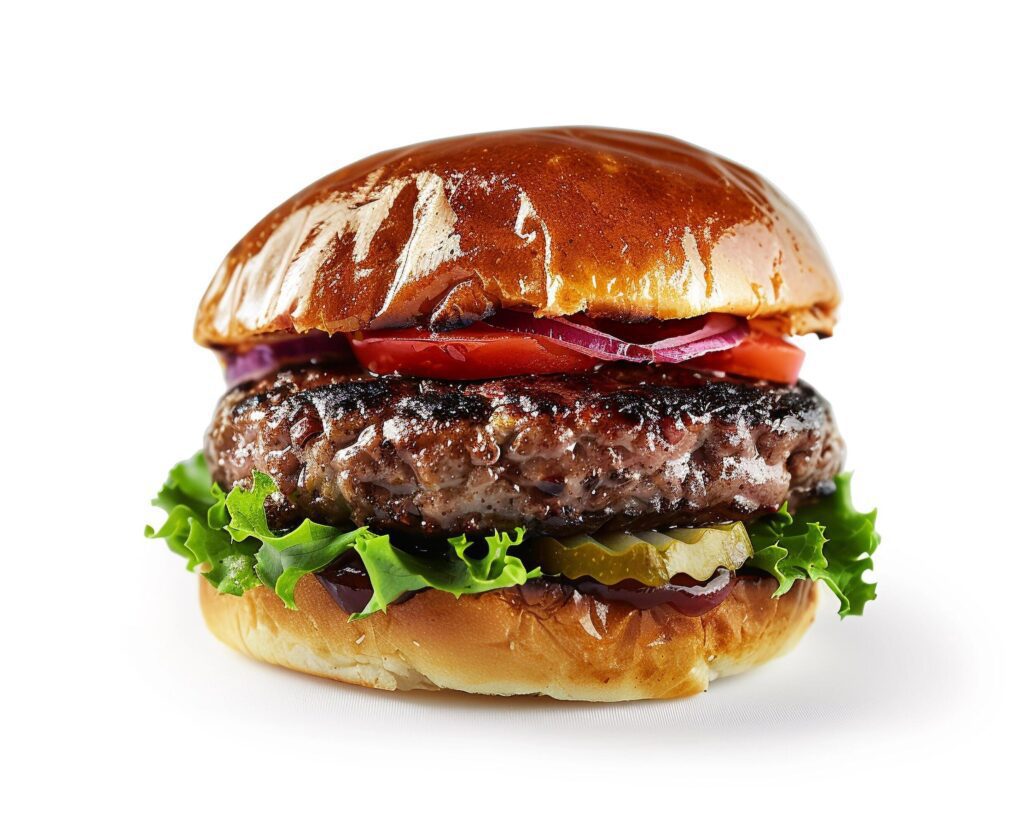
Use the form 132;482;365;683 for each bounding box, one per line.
195;127;839;348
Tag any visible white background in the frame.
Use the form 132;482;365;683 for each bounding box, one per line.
3;2;1021;815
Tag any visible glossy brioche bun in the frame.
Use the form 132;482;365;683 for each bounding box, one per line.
195;128;838;348
199;574;817;701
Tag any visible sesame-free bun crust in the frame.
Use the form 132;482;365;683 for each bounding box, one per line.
195;128;838;348
199;574;817;701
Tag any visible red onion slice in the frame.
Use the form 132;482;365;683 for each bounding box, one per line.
648;315;750;363
485;311;748;364
671;567;736;597
572;567;738;616
221;333;348;388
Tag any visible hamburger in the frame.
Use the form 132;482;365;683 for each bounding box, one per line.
146;127;879;701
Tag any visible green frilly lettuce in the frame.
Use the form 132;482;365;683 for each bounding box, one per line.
147;455;878;618
145;453;539;619
747;473;880;617
145;453;261;596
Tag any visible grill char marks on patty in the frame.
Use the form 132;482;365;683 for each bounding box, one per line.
205;364;845;538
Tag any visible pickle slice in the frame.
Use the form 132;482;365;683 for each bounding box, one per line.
532;523;753;586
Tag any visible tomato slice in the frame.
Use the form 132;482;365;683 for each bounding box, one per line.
679;331;805;384
349;325;803;383
349;327;597;380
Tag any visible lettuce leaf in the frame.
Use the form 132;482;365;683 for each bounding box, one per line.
353;528;535;619
222;470;365;608
747;473;879;617
146;453;539;618
144;453;261;596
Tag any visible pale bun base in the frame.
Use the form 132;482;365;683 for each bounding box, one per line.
199;575;816;701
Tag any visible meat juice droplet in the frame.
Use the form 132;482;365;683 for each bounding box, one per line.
570;570;737;616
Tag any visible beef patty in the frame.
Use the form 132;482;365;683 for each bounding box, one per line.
205;363;844;538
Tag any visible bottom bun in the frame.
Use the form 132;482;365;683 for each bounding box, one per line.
199;574;816;701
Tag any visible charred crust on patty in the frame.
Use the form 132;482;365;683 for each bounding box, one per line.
302;379;396;417
396;392;490;423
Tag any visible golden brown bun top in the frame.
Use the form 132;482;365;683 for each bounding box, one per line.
195;127;839;348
